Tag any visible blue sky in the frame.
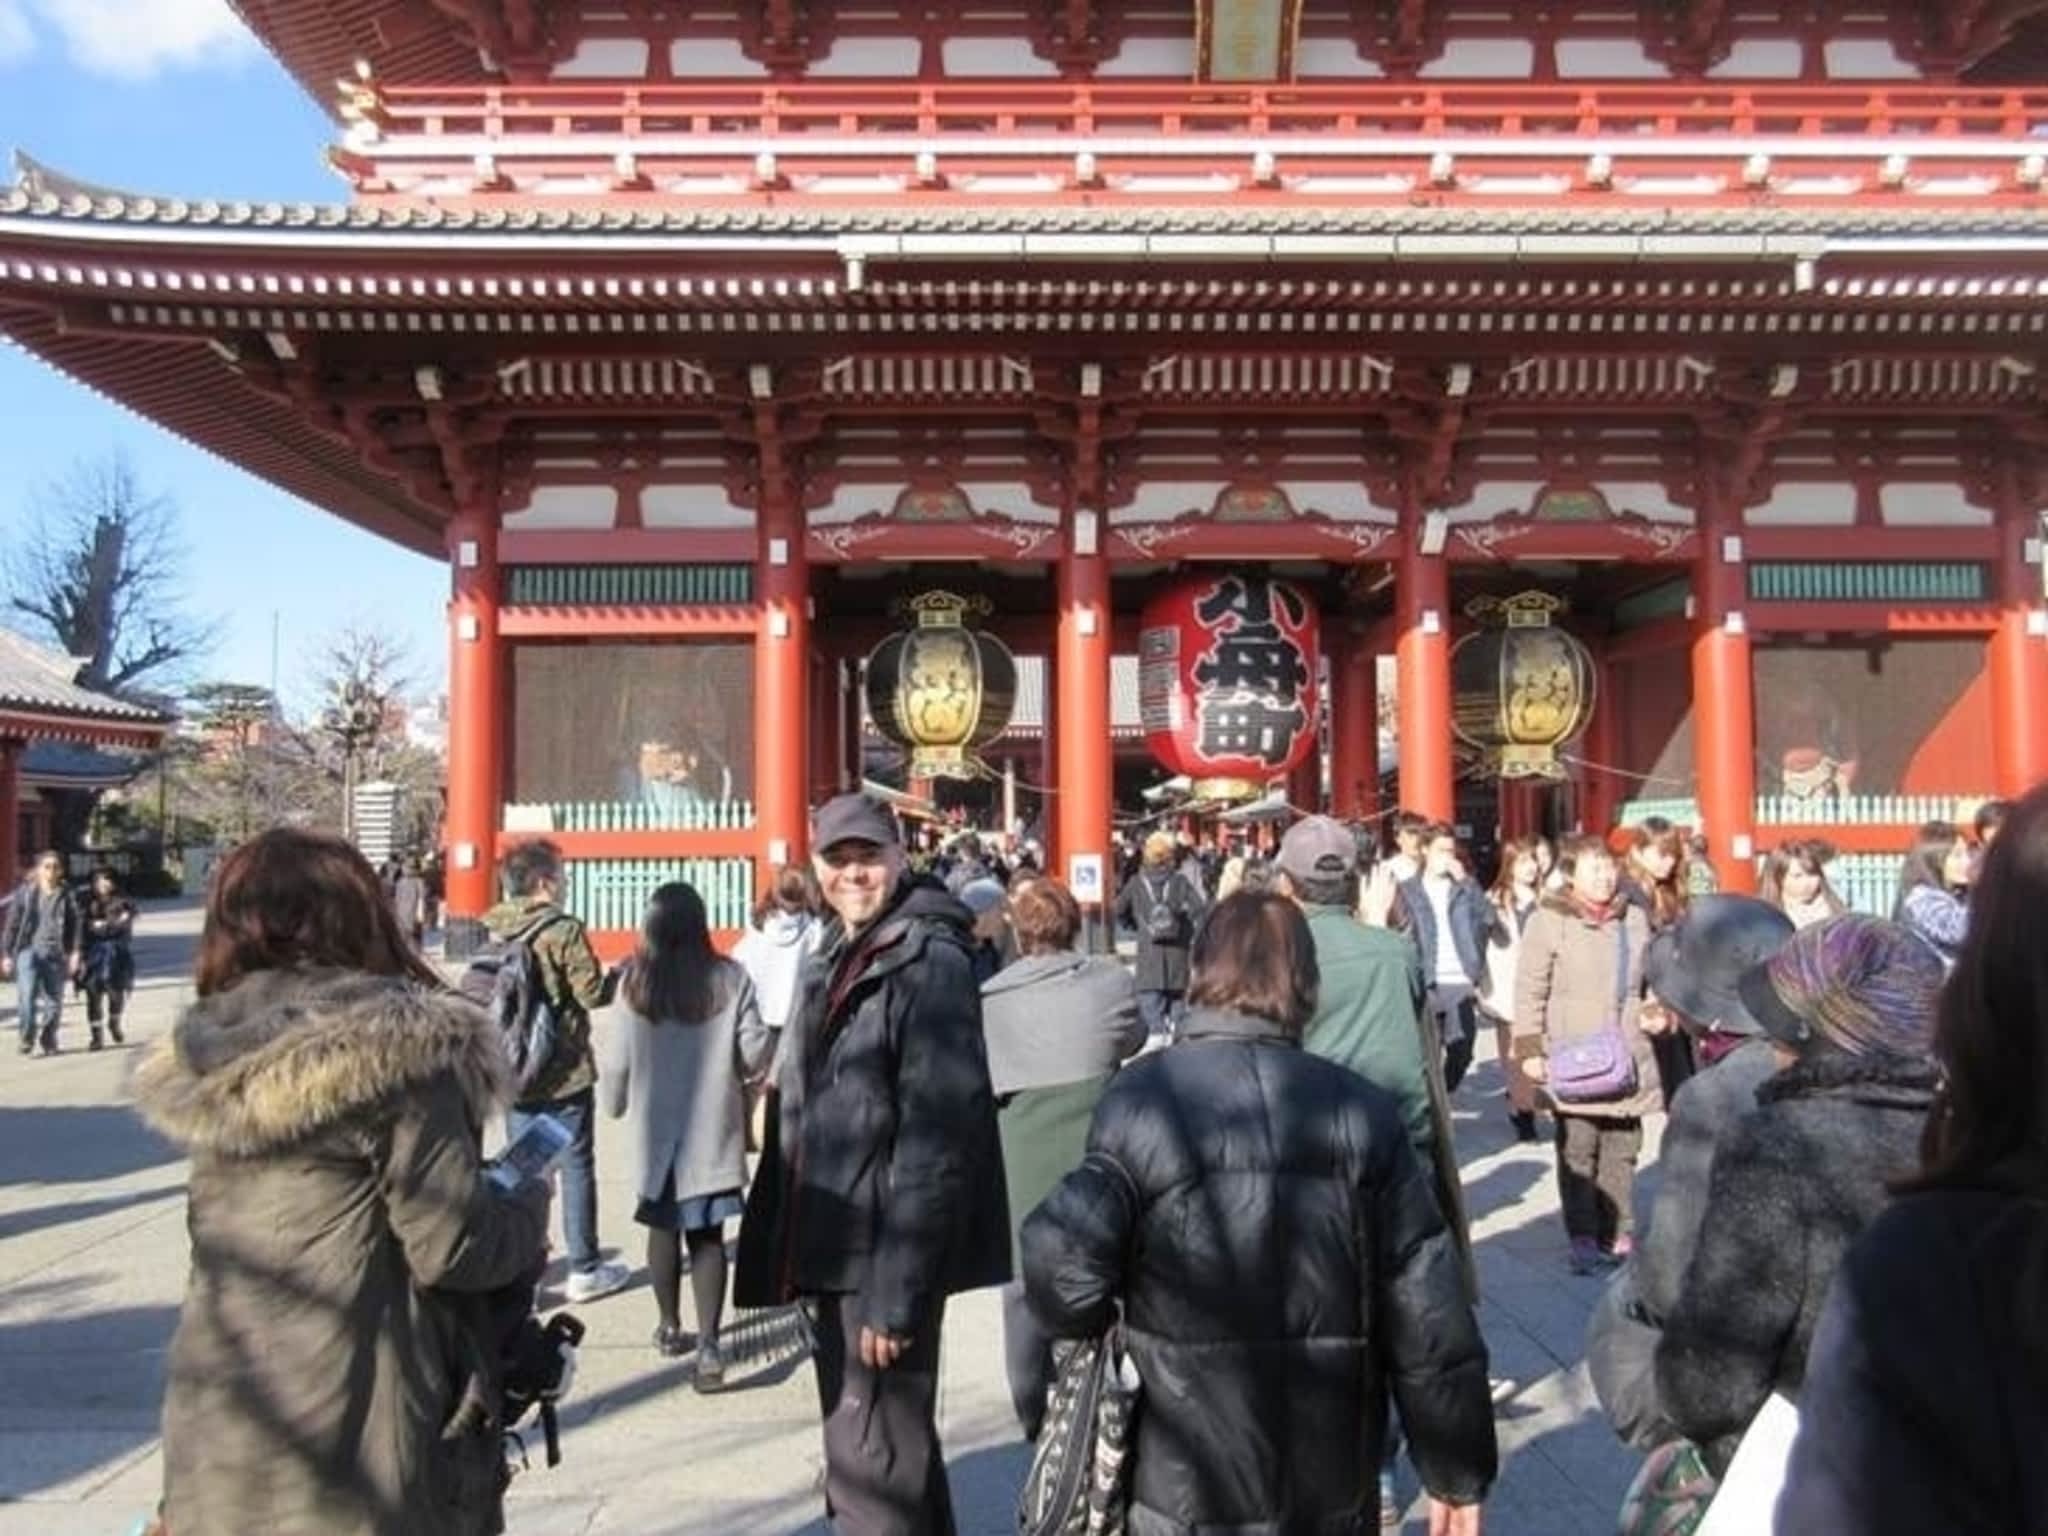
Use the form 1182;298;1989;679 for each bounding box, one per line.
0;1;449;709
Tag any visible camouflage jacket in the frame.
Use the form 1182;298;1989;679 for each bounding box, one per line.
484;896;604;1105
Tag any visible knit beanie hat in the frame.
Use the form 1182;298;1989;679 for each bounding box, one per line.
1736;913;1943;1060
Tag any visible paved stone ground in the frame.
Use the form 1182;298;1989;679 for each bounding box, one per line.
0;899;1654;1535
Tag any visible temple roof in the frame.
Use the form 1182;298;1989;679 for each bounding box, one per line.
19;740;150;788
230;0;487;115
12;184;2048;245
0;631;171;731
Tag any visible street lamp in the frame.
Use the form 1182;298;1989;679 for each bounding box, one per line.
322;678;386;842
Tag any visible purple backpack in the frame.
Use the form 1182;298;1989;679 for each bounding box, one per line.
1548;918;1639;1105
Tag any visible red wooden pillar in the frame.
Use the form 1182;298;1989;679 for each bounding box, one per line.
444;506;502;919
1990;472;2048;796
0;737;21;888
1396;526;1455;821
1330;624;1379;821
1692;491;1758;893
754;493;809;887
1039;649;1060;868
1056;540;1113;902
1579;652;1621;836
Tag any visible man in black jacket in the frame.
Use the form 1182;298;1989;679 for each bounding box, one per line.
2;851;83;1056
736;792;1009;1535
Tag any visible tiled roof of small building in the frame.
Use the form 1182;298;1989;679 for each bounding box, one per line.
20;740;149;786
0;630;171;726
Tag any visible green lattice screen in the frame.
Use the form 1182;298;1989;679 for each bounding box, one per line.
1747;562;1988;604
503;564;754;605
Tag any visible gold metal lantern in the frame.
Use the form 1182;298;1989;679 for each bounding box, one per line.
1450;592;1596;780
864;592;1018;779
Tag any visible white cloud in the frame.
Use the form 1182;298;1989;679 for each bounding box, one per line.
0;1;35;66
2;0;255;78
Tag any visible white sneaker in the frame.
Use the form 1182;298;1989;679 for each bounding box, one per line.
563;1258;632;1304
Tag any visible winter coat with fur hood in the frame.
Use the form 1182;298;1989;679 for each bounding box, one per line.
1654;1050;1938;1474
132;968;549;1536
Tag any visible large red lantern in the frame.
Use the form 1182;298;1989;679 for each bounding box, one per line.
1139;574;1321;801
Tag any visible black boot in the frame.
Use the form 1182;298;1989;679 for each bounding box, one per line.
108;1015;124;1045
37;1025;57;1056
89;1029;105;1052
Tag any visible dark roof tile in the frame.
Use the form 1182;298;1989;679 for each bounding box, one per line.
0;631;170;726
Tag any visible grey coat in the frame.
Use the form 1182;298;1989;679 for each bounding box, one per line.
1586;1037;1779;1447
598;961;773;1204
132;969;547;1536
982;950;1145;1096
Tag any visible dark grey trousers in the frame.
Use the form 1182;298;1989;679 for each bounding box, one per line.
812;1293;956;1535
1555;1114;1643;1247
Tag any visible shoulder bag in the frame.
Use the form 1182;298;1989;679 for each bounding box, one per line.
1548;917;1640;1104
1016;1317;1142;1536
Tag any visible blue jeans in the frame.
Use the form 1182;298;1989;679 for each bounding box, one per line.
1137;989;1183;1042
14;950;63;1044
508;1087;600;1273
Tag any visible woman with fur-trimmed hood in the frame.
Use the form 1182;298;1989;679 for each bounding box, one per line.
133;830;548;1536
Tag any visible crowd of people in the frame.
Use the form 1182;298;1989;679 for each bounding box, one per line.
13;776;2035;1535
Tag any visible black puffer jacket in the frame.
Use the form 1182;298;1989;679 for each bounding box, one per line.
734;877;1010;1335
1022;1008;1496;1535
1655;1051;1937;1472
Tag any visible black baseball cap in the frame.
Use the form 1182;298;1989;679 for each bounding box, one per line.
811;793;900;853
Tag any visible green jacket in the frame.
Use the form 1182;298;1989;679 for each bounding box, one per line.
1300;904;1432;1160
997;1075;1115;1253
1301;903;1475;1302
484;896;604;1105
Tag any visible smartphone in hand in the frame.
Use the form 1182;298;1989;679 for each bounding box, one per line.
488;1113;573;1192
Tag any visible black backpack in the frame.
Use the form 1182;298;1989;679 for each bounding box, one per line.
1142;876;1185;945
459;913;568;1098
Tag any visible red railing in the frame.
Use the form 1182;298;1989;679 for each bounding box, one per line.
346;80;2048;145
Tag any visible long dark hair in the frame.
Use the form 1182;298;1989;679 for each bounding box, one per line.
1757;837;1845;916
1913;785;2048;1370
1893;820;1964;914
196;829;439;996
622;881;723;1025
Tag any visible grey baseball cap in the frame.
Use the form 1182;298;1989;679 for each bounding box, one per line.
1275;815;1360;885
810;793;900;853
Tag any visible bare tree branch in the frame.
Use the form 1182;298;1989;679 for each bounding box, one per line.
4;450;221;695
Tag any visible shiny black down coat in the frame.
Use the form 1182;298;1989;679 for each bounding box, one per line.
1021;1008;1497;1535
